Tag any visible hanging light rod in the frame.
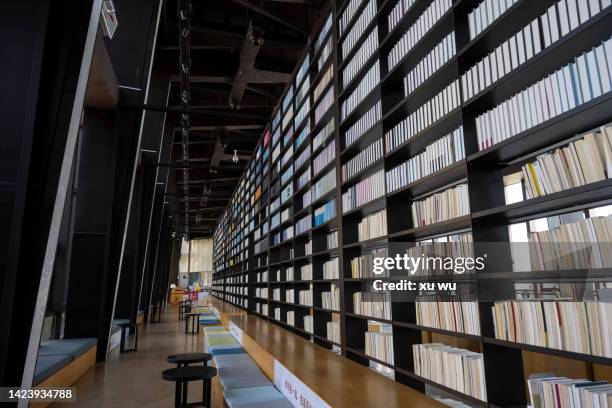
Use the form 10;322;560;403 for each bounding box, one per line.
119;103;269;120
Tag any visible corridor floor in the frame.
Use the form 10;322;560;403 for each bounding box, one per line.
52;305;224;407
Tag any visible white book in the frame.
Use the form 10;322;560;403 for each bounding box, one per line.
495;46;505;79
523;24;534;61
541;11;552;47
484;56;491;88
548;5;560;44
576;53;592;103
594;46;611;94
558;0;571;36
563;65;578;109
490;51;499;82
588;0;600;17
531;19;542;53
502;40;512;75
577;0;590;24
521;89;532;130
517;30;526;65
587;49;603;98
567;0;580;29
550;72;563;116
509;35;519;70
469;12;476;39
603;0;611;8
545;75;558;118
556;69;570;113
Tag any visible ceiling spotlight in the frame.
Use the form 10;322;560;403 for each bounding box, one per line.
232;150;239;163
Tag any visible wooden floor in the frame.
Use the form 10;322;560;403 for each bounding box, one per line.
52;304;224;408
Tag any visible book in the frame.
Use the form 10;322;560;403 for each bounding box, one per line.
476;37;612;151
493;300;612;357
411;183;470;227
413;343;487;401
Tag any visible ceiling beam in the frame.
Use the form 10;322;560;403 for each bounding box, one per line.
230;0;307;36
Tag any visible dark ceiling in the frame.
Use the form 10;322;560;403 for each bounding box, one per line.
155;0;327;238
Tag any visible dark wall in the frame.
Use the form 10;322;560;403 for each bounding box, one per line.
0;0;96;386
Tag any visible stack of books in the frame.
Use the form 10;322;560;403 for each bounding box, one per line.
314;199;336;226
287;311;295;326
387;0;452;69
522;124;612;199
344;101;382;147
528;374;612;408
312;168;336;201
300;264;313;280
404;32;456;97
340;0;377;59
327;230;338;249
342;28;379;89
416;301;481;335
386;127;465;193
351;247;389;278
475;37;612;151
387;0;417;33
527;214;612;270
365;330;394;365
342;169;386;212
342;138;384;182
353;292;392;320
411;183;470;227
468;0;519;40
321;284;341;311
286;289;295;303
358;209;388;240
493;300;612;357
413;343;487;401
323;258;340;279
327;321;341;344
385;80;461;153
304;315;314;334
341;62;380;121
299;286;314;306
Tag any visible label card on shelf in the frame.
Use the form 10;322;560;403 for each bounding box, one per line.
274;360;332;408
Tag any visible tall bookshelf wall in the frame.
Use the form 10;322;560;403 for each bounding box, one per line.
213;0;612;406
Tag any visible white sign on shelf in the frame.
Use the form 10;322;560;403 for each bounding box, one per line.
100;0;118;39
229;321;243;345
274;360;331;408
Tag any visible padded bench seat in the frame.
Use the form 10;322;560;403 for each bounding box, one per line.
33;338;97;386
33;355;73;385
218;366;272;390
38;338;97;359
224;386;291;408
213;354;258;368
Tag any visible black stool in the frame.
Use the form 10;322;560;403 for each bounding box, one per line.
167;352;212;367
162;366;217;408
116;321;138;353
185;313;201;335
179;303;192;320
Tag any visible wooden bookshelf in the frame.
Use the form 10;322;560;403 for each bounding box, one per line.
213;0;612;406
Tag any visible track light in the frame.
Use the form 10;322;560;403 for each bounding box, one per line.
232;150;239;163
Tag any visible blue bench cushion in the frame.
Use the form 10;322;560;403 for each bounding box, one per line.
33;354;72;385
224;386;286;408
112;318;130;325
232;399;294;408
218;366;271;390
214;355;257;368
211;347;246;356
203;326;226;334
220;373;273;390
199;319;219;325
218;366;264;378
38;338;97;359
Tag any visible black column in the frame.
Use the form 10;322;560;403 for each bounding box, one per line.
0;0;97;386
64;109;119;361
